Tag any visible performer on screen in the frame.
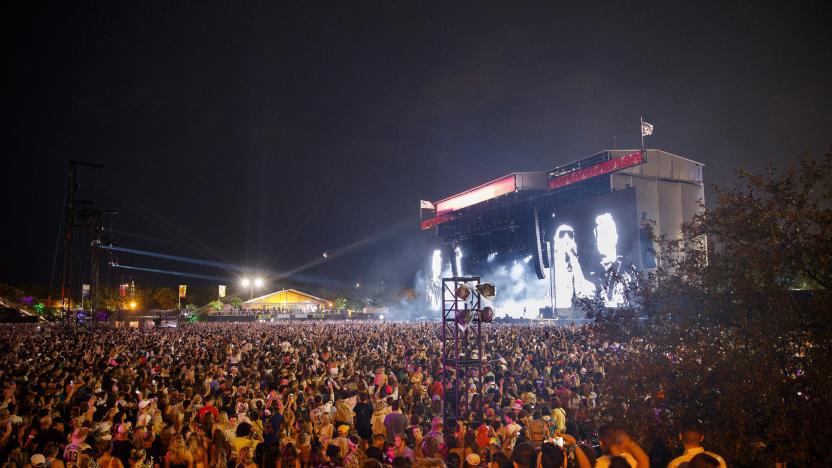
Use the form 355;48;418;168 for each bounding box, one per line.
553;224;595;308
593;213;632;307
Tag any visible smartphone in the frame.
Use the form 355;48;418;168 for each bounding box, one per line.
554;437;564;447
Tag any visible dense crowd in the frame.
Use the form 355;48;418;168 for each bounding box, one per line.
0;322;725;468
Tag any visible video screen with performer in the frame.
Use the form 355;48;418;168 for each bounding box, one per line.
547;188;640;309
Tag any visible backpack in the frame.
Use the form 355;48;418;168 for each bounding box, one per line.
528;419;546;442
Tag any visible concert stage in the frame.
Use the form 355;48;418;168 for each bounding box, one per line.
420;149;705;319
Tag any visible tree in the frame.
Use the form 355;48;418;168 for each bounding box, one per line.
208;300;224;313
230;297;244;309
0;283;24;302
584;149;832;466
334;298;348;311
152;287;178;310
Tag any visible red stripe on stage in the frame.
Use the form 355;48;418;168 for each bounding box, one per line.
547;151;645;190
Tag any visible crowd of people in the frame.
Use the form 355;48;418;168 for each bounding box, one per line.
0;322;726;468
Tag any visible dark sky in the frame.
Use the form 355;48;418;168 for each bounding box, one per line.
6;1;831;293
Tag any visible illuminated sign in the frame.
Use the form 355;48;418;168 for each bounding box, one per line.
548;151;644;190
420;213;455;230
435;174;518;216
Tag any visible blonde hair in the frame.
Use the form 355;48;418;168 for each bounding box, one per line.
166;437;193;465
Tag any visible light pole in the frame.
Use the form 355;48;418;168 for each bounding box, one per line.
241;278;252;300
241;277;264;303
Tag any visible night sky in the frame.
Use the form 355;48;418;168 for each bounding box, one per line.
6;2;831;294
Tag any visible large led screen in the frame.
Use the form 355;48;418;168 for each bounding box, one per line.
547;189;640;309
423;189;641;319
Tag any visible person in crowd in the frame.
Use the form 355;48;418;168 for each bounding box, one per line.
595;424;650;468
365;434;386;464
667;422;726;468
97;440;125;468
383;401;408;445
393;433;415;461
0;321;724;468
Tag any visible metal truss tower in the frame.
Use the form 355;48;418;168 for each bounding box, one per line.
440;276;488;423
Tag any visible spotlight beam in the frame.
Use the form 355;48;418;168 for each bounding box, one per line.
273;218;411;280
100;245;242;271
113;264;230;282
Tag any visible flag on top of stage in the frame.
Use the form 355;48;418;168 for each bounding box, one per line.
641;121;654;136
420;200;435;210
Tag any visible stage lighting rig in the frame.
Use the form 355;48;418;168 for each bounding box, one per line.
455;304;474;325
441;275;497;423
455;283;471;300
479;306;495;323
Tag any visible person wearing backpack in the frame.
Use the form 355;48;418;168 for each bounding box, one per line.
526;411;547;449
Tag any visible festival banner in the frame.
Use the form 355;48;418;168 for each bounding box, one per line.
219;285;227;298
178;284;187;298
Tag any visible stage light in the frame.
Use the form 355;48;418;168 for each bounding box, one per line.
475;283;496;299
254;278;264;288
129;301;137;310
379;314;384;321
479;306;495;323
355;283;360;288
455;305;473;325
241;278;251;287
455;283;471;300
322;251;329;258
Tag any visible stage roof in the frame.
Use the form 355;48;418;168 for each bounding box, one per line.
244;289;329;305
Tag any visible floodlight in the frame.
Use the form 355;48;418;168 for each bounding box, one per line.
254;278;264;288
476;283;496;299
455;283;471;300
455;305;474;325
241;278;251;287
479;306;495;323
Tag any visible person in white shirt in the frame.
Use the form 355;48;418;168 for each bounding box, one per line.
668;422;726;468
